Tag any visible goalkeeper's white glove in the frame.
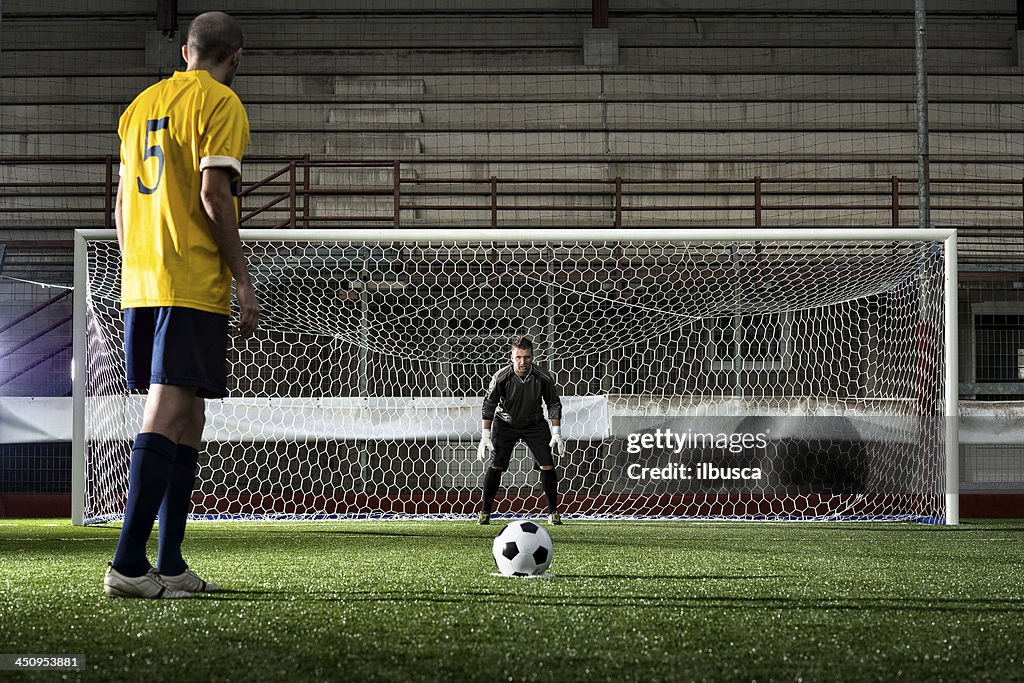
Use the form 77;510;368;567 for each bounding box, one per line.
477;429;494;462
549;426;565;458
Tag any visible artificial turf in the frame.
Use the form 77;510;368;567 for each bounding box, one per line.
0;518;1022;682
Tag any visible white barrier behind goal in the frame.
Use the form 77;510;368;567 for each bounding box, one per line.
73;229;958;524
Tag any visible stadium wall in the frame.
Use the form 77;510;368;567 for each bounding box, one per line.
2;396;1023;517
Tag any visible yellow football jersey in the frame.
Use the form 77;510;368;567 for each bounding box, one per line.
118;69;250;314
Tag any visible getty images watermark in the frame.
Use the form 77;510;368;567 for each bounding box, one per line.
624;427;767;481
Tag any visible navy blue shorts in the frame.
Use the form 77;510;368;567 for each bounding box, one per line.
124;306;229;399
491;418;555;471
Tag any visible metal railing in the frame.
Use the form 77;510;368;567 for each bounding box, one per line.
238;159;1024;233
1;155;1023;232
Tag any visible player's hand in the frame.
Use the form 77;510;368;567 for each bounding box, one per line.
549;429;565;457
235;281;260;338
477;432;494;462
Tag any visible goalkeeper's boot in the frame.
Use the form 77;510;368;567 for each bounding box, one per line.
548;511;563;526
160;568;221;593
104;563;190;599
477;511;491;525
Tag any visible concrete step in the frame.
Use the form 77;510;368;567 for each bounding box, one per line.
333;77;427;97
9;12;1009;50
263;102;1019;132
10;0;1002;11
611;16;1014;48
0;215;102;228
234;75;338;99
0;195;106;216
326;108;424;126
0;19;152;49
323;135;423;157
5;72;1021;105
11;0;1009;16
265;71;1021;104
239;104;426;128
247;133;425;157
305;196;408;220
0;75;161;102
3;129;1022;160
238;46;1012;73
597;73;1024;103
312;130;1024;159
0;50;149;74
618;46;1013;71
3;0;152;12
3;0;580;12
0;48;580;75
5;100;1022;134
5;41;1015;76
0;163;117;187
311;166;411;188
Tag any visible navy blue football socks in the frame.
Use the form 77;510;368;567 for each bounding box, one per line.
156;444;199;577
482;467;502;514
540;468;558;513
483;467;558;515
111;432;177;577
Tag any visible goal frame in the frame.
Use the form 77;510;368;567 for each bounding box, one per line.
71;227;959;525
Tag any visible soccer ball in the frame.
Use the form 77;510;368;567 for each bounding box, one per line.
491;520;554;577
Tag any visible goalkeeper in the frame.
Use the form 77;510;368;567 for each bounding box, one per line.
477;335;565;525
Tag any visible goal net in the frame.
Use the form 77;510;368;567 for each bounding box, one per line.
73;228;957;524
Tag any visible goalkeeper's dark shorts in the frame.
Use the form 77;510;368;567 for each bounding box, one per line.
124;306;229;399
490;418;554;471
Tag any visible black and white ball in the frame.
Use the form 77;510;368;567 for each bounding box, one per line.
492;520;554;577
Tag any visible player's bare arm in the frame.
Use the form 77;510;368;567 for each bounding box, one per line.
200;167;259;337
114;176;125;253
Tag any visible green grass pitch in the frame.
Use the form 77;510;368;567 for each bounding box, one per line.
1;518;1022;681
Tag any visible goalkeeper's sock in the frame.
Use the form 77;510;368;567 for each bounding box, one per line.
482;467;503;513
156;444;199;577
112;433;176;577
540;469;559;513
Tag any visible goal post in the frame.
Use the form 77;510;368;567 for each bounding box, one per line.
72;227;958;525
943;233;959;525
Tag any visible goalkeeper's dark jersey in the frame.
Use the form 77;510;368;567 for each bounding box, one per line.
482;365;562;428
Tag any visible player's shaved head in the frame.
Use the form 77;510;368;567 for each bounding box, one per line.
187;11;243;65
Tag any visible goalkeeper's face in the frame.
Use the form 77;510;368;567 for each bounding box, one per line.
511;347;533;376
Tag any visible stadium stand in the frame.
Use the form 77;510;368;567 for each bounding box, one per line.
1;1;1022;514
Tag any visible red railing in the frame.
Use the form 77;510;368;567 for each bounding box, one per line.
238;160;1023;233
1;155;1023;232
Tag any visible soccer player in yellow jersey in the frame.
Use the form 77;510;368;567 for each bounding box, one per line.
104;11;259;599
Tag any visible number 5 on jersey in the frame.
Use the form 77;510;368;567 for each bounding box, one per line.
137;117;169;195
